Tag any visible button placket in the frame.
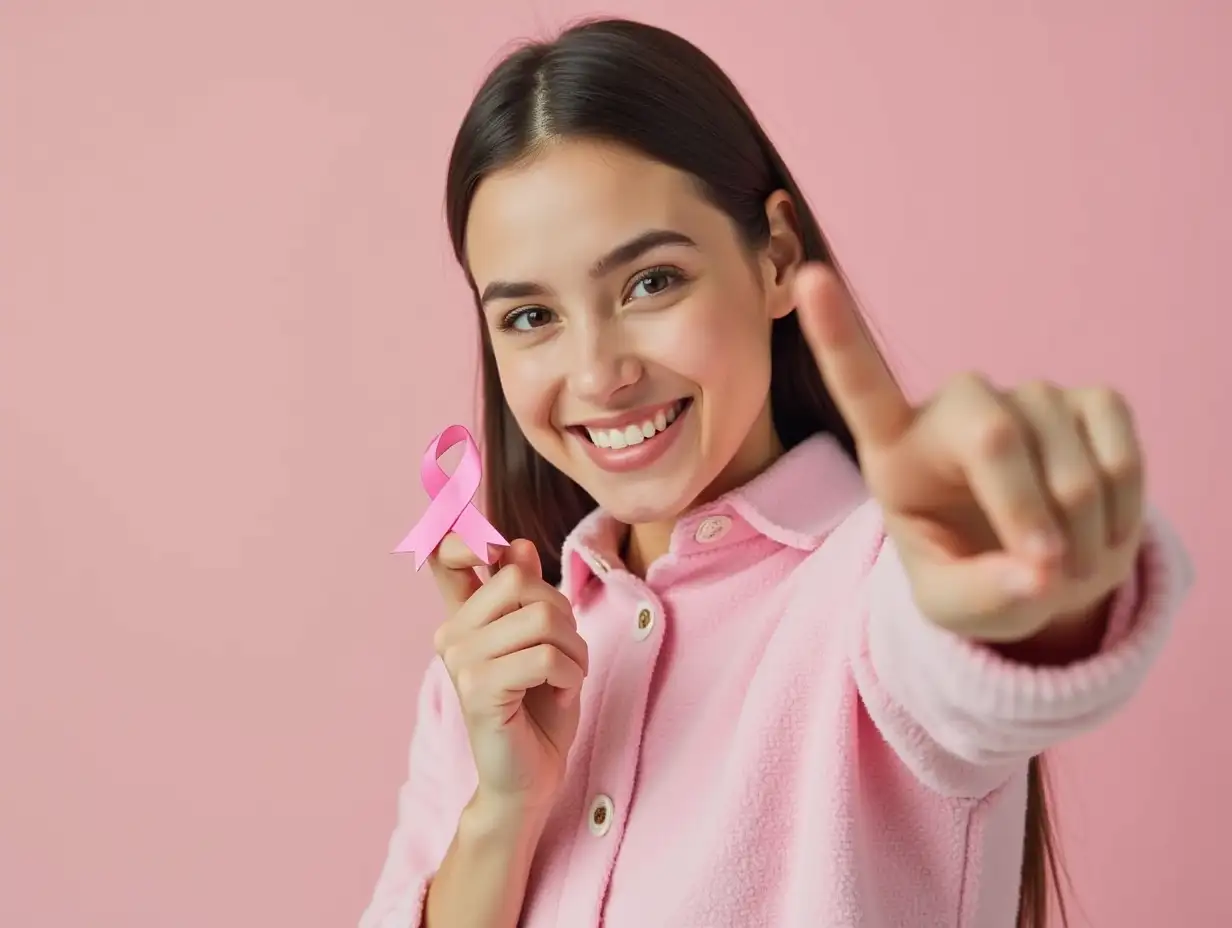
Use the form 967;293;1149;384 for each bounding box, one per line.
557;580;667;919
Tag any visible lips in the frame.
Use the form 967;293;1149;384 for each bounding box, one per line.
568;398;694;474
583;399;688;449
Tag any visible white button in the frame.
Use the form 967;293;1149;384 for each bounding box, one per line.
694;515;732;543
588;794;614;836
632;601;656;641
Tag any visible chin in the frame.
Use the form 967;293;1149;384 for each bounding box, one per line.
585;478;705;526
574;452;735;529
602;501;684;525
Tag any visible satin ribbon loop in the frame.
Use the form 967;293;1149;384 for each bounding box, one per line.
394;424;508;570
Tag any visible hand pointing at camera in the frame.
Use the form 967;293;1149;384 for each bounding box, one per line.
794;264;1144;644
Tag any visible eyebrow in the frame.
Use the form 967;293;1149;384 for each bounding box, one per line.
478;229;698;305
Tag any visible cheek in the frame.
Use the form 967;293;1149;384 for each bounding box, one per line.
656;295;773;400
493;348;560;436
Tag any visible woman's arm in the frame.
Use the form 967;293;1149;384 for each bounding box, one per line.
359;660;461;928
848;503;1192;799
423;793;548;928
360;657;553;928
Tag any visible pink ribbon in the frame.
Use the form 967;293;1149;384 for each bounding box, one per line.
394;424;508;570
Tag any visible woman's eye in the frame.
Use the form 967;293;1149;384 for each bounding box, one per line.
628;269;678;300
503;307;554;331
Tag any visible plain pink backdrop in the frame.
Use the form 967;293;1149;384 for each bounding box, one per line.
1;1;1227;925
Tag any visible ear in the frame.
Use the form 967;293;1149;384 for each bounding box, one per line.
759;190;804;320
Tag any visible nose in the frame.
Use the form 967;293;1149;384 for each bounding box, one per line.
567;317;642;406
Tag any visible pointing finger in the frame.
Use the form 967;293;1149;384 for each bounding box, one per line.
794;263;914;450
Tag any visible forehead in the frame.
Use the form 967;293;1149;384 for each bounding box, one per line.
464;139;723;283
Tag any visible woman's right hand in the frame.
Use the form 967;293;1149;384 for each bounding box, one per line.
429;534;588;815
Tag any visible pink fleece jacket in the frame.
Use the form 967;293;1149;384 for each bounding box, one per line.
360;434;1192;928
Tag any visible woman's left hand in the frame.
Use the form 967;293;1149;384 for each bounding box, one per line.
794;263;1144;644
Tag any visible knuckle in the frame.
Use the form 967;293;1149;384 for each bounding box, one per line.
1053;474;1100;511
971;410;1021;458
1017;379;1063;407
440;642;466;674
1088;385;1129;417
534;643;561;674
1104;451;1143;485
453;665;481;703
948;370;993;398
432;624;451;657
552;593;578;627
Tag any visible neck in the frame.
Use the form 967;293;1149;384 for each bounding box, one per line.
623;409;783;578
623;520;670;578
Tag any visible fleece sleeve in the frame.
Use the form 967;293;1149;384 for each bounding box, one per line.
850;505;1193;799
359;659;476;928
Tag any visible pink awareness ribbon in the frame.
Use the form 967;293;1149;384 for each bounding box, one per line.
394;424;508;570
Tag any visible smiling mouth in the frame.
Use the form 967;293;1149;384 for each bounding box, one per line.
572;398;692;449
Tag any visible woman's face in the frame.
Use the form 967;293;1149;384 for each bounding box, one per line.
465;138;801;525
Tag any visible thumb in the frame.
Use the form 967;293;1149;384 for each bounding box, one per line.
428;532;507;615
909;552;1050;642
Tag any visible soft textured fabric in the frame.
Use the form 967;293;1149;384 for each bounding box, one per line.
360;435;1192;928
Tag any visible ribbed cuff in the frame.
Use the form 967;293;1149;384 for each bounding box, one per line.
887;506;1190;729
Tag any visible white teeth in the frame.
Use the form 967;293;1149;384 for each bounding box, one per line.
584;400;687;449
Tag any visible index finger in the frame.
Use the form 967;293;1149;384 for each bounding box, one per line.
427;532;506;615
794;264;914;449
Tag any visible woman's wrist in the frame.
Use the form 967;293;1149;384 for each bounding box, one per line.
994;594;1112;666
462;788;554;849
424;790;554;928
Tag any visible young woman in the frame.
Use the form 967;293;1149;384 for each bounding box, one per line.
361;18;1190;928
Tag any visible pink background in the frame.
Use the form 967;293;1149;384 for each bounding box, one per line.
1;1;1227;925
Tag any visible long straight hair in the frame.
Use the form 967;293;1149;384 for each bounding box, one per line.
443;18;1068;926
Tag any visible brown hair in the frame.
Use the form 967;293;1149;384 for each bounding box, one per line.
443;17;1067;926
